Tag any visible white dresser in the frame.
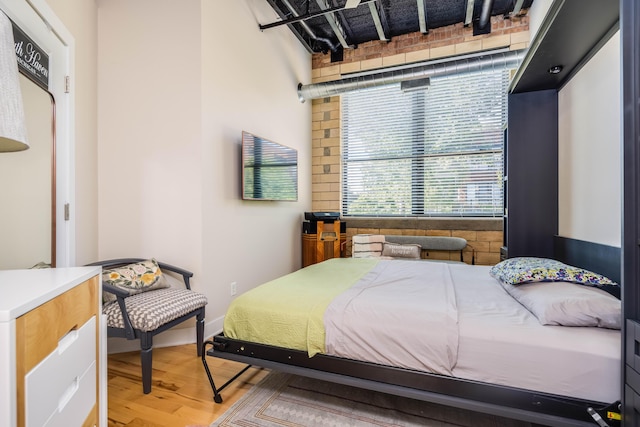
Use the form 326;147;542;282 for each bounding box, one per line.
0;267;103;427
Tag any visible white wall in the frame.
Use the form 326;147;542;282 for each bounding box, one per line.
200;0;312;327
97;0;204;273
97;0;311;347
558;32;621;247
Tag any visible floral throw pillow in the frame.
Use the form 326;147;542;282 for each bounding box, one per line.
102;259;169;303
489;257;617;287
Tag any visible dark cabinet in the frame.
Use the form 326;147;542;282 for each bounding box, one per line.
508;0;635;420
623;0;640;423
505;90;558;258
504;0;617;260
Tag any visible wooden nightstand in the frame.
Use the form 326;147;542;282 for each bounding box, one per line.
302;220;346;267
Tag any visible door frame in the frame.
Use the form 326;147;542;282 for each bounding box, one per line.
0;0;75;267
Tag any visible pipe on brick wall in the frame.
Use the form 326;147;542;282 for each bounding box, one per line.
297;49;524;102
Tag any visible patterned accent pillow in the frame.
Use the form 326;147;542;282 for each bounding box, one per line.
490;257;618;287
102;259;170;303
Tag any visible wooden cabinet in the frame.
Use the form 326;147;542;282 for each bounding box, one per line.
302;220;346;267
0;267;103;427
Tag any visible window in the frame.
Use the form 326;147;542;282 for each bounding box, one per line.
341;62;510;217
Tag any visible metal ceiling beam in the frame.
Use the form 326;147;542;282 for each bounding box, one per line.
465;0;475;26
416;0;428;34
259;0;375;31
510;0;525;17
316;0;351;49
368;1;388;41
264;0;314;53
265;0;337;52
376;0;391;38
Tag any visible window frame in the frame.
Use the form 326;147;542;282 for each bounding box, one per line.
340;58;513;218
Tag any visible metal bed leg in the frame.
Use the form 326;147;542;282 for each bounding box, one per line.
201;339;252;404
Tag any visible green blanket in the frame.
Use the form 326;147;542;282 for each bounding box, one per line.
223;258;378;356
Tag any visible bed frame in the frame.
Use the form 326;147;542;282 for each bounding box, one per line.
202;236;622;427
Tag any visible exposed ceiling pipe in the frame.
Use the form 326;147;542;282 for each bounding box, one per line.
262;0;375;30
316;0;351;49
478;0;495;29
280;0;339;52
297;50;524;102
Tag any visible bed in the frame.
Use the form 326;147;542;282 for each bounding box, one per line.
202;236;622;427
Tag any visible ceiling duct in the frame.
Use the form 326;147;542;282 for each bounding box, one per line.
279;0;339;52
297;49;524;102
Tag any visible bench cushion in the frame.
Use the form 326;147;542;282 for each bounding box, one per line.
103;288;208;332
384;235;467;251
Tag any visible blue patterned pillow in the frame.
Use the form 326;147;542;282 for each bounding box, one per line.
490;257;618;287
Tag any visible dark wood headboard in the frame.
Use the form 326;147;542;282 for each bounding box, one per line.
553;235;621;284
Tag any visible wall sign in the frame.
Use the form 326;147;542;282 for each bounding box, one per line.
12;20;49;91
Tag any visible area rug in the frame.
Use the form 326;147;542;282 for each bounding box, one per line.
211;372;537;427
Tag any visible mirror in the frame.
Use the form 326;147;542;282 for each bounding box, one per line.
0;73;54;269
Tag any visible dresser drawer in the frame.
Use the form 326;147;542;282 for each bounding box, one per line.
42;361;96;427
16;276;99;373
25;316;96;427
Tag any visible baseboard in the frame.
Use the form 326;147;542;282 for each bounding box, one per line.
106;315;224;354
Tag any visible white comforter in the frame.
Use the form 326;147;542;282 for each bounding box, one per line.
324;260;459;375
322;259;621;403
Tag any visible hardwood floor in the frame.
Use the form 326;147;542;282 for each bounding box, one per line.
106;344;267;427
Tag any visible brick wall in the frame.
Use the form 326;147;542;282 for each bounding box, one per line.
310;15;530;266
345;227;503;265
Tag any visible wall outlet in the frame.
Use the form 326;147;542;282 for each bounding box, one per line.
230;281;237;296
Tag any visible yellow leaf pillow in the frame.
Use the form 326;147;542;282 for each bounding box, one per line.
102;259;169;303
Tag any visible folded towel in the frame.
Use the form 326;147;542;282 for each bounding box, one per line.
352;234;385;244
353;251;383;258
352;242;384;253
352;236;384;258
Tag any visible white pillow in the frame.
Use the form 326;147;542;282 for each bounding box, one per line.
381;242;421;259
499;280;621;329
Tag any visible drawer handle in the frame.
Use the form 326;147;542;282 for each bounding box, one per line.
58;376;79;411
58;327;79;354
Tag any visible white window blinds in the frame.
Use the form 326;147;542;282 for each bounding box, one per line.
341;64;510;217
